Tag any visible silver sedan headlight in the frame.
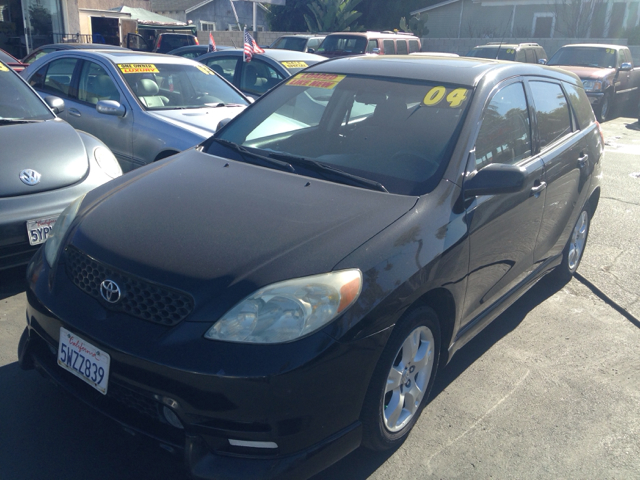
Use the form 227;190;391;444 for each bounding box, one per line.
582;79;603;92
205;269;362;343
44;194;85;267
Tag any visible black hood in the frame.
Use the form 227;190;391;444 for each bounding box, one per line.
69;149;417;319
0;119;89;198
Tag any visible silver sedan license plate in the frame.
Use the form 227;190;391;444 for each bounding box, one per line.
58;327;110;395
26;215;58;246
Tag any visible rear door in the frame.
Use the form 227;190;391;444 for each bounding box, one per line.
462;79;546;329
528;79;595;265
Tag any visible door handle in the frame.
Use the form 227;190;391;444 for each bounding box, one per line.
68;108;81;117
531;181;547;195
577;154;589;168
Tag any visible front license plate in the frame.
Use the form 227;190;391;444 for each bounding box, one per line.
58;327;110;395
26;215;58;246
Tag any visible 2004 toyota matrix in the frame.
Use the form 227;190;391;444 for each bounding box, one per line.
19;55;602;479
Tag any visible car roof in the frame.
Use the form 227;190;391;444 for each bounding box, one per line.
36;43;128;50
198;48;326;62
37;49;205;66
306;55;579;87
323;31;420;40
560;43;626;49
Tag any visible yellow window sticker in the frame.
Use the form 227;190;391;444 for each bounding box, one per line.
286;73;345;89
507;49;515;54
281;61;308;69
0;62;9;72
196;65;215;75
422;86;468;108
118;64;160;74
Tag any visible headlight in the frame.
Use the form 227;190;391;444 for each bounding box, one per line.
94;146;122;178
205;269;362;343
44;194;85;267
582;79;603;92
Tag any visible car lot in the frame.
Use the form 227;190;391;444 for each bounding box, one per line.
0;115;638;479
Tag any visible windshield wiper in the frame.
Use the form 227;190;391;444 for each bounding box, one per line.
204;103;246;108
211;138;294;172
0;118;45;125
266;152;388;193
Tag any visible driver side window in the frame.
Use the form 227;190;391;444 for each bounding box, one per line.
475;82;531;170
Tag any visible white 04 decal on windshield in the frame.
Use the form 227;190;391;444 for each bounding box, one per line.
422;87;468;108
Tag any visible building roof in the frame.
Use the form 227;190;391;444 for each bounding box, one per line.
109;6;187;25
150;0;204;13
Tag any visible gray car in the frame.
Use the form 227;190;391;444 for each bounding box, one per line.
22;50;250;172
0;60;121;270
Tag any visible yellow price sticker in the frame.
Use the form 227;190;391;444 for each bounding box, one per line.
0;62;9;72
196;65;215;75
281;61;308;69
286;73;345;89
118;63;159;74
422;86;468;108
507;49;515;54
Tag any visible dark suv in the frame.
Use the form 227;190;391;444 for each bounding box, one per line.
20;56;601;480
467;42;548;63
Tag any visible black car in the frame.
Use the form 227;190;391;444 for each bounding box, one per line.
166;45;232;59
19;56;602;479
0;60;121;270
22;43;128;65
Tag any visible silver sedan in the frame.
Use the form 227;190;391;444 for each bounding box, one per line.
22;50;250;172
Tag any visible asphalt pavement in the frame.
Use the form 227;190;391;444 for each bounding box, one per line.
1;117;639;479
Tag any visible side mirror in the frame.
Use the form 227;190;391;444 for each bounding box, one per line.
464;163;527;198
44;95;65;114
96;100;126;117
538;58;547;65
216;118;232;131
307;48;315;54
372;48;381;55
620;62;632;71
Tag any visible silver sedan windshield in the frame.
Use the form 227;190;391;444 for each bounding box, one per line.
117;63;248;110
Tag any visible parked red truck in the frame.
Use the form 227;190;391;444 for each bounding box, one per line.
548;43;640;121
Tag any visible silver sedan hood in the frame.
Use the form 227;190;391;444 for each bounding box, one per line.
148;105;246;138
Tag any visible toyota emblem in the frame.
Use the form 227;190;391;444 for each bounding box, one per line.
19;169;41;186
100;280;121;303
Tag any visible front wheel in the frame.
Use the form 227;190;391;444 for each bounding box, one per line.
597;91;613;122
552;208;590;282
361;306;441;451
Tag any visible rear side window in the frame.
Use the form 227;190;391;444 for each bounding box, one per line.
396;40;408;55
475;82;531;169
563;83;595;129
515;49;526;62
41;57;78;97
409;40;420;53
529;81;572;148
524;49;535;63
383;40;395;54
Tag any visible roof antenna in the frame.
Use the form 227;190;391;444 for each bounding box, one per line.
495;9;514;59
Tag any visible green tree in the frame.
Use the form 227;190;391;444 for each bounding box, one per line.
359;0;427;31
265;0;312;32
399;12;428;37
304;0;363;32
28;4;52;35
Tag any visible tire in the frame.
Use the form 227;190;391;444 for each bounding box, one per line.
552;207;590;283
597;91;613;122
361;306;441;451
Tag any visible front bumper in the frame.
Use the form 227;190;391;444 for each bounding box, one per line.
20;248;389;479
586;91;604;107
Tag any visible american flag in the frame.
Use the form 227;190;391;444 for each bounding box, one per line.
208;32;217;53
243;28;264;62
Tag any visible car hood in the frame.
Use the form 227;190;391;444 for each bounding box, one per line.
552;65;615;80
0;119;88;198
70;149;417;320
148;105;246;138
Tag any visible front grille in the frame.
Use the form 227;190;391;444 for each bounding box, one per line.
109;382;160;420
65;245;194;326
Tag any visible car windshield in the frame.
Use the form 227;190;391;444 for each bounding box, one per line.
271;37;308;52
466;47;516;61
209;73;471;195
117;62;249;110
548;47;617;68
317;36;367;55
0;62;54;121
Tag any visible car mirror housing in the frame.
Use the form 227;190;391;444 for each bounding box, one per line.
464;163;527;198
44;96;65;114
538;58;547;65
96;100;126;117
620;62;632;71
